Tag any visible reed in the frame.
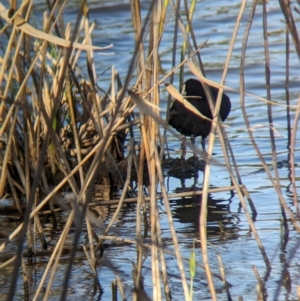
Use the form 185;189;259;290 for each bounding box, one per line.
0;0;299;300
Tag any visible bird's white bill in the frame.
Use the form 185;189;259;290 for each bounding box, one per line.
181;84;186;95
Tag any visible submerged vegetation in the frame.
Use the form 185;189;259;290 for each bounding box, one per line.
0;0;299;300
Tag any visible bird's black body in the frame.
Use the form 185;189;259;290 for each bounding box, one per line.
169;78;231;144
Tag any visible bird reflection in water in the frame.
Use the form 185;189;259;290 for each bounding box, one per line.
170;194;239;240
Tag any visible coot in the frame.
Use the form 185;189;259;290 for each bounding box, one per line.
168;78;231;155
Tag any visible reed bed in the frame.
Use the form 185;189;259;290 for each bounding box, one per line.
0;0;299;300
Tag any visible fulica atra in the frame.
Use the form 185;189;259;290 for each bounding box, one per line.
168;78;231;157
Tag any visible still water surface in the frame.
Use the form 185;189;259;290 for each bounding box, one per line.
1;0;300;300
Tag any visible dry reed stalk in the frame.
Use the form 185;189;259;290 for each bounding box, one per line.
131;12;206;298
185;19;242;203
36;210;75;301
239;188;271;269
66;74;84;183
40;72;59;190
0;0;65;129
130;88;233;297
263;0;288;229
163;0;179;160
272;236;299;300
151;122;172;300
154;147;190;300
0;108;18;199
71;21;97;69
131;5;195;298
3;1;110;298
0;4;109;51
11;137;26;189
289;96;300;210
179;0;197;85
129;3;154;224
86;214;97;280
0;185;238;216
4;1;296;300
176;65;286;108
150;47;194;92
26;215;33;257
1;232;230;288
285;23;300;215
61;162;105;298
240;1;299;270
133;143;146;292
79;7;99;273
156;206;172;301
240;186;257;217
83;245;102;294
150;2;162;299
186;1;248;299
159;0;169;36
2;25;24;97
21;255;29;301
183;1;203;76
97;233;232;286
169;1;194;60
0;25;17;93
2;1;75;209
0;255;16;269
95;139;134;253
217;253;232;301
240;0;300;233
252;265;266;301
278;0;300;59
33;190;47;251
0;131;119;253
6;169;23;217
24;183;236;214
284;23;293;202
0;181;235;255
130;0;147;87
0;56;23;196
116;275;126;301
32;73;80;194
40;165;57;228
111;279;117;301
0;2;144;300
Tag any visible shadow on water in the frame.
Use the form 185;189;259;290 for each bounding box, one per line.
170;194;240;241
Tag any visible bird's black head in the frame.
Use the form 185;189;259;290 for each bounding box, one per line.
183;78;205;97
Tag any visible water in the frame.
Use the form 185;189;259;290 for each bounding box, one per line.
1;0;300;300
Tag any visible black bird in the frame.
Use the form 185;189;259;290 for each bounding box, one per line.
168;78;231;157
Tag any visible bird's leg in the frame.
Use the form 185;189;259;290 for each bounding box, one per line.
191;134;196;157
181;136;186;160
180;178;186;189
201;137;206;152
